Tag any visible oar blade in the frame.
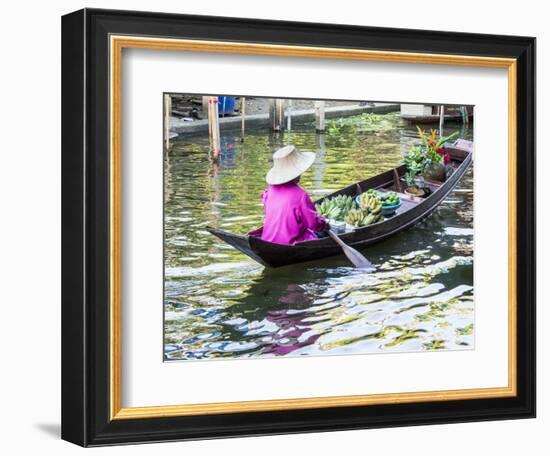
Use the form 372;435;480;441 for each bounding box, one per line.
327;230;375;271
341;244;375;270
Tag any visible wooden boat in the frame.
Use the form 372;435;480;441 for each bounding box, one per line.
401;113;473;124
207;144;472;268
401;105;473;124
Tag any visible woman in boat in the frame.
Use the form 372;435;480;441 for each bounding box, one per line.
258;145;328;245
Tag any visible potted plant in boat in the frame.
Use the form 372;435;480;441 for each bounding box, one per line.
403;145;427;198
416;126;459;182
402;127;460;198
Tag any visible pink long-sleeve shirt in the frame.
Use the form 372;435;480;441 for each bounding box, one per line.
258;182;327;245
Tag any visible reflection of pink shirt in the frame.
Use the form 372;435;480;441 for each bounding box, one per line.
260;182;327;245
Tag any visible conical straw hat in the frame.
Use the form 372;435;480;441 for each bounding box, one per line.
265;145;316;185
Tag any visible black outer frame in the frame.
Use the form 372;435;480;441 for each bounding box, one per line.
61;8;536;447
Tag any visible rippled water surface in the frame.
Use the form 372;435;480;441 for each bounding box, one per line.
164;113;474;361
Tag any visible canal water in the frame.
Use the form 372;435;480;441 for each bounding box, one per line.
164;112;474;361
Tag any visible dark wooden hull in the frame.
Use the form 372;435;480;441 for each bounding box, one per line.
207;146;472;268
401;114;473;124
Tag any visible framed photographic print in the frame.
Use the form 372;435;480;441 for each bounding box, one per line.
61;8;536;447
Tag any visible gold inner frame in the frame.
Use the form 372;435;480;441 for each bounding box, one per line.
109;35;518;420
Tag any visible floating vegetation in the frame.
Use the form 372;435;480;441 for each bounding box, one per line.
326;112;402;135
384;329;428;348
456;323;474;336
415;301;454;322
423;339;447;350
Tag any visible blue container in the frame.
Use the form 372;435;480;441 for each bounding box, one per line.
381;201;402;217
218;96;236;115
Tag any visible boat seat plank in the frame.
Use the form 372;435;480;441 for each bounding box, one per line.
391;192;421;211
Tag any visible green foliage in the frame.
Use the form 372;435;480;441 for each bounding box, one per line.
326;111;400;135
404;145;425;172
404;170;417;188
403;145;425;188
417;126;459;152
403;127;460;188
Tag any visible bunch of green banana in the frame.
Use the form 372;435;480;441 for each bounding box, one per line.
344;208;382;227
363;212;382;225
358;193;382;214
332;195;355;215
316;199;341;219
344;208;368;226
315;195;356;221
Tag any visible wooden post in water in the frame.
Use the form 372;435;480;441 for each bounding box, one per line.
164;94;172;151
208;96;221;160
205;96;212;140
313;132;326;187
283;99;293;144
240;97;246;142
269;99;284;132
269;99;276;131
439;105;445;138
202;96;209;120
315;100;326;133
287;100;292;131
277;99;284;131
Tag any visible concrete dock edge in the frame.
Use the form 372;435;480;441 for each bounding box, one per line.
170;103;400;137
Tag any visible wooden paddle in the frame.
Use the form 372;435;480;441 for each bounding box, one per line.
327;230;375;270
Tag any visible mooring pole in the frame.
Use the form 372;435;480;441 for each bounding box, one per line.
269;99;284;132
278;99;284;131
287;99;292;132
269;99;276;131
240;97;246;142
439;105;445;138
315;100;326;133
205;96;212;140
208;96;221;160
164;94;172;150
313;132;326;187
202;96;209;119
286;99;293;144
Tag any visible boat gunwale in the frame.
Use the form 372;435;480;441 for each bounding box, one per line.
207;147;472;265
273;149;471;248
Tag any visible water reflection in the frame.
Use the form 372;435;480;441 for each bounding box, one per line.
164;113;474;361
